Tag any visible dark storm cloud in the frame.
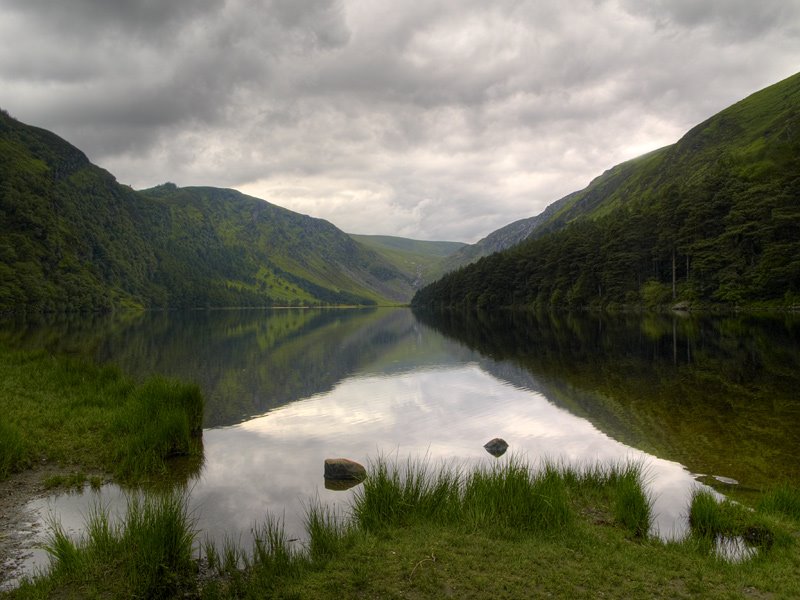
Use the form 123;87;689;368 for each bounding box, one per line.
2;0;799;241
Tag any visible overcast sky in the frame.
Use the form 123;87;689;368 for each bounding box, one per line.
2;1;798;242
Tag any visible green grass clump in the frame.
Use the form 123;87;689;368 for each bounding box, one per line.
0;344;204;483
689;489;783;553
113;376;204;479
0;419;28;479
42;471;102;491
15;491;196;599
354;456;461;531
462;459;573;534
609;462;653;538
758;484;800;522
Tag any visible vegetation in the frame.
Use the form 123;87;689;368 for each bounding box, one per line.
413;71;800;310
0;344;203;483
10;459;800;599
0;113;413;313
350;234;466;288
15;492;196;599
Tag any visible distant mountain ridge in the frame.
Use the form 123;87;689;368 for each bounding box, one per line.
349;234;466;288
414;71;800;309
0;110;430;311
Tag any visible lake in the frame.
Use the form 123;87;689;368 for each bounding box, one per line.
2;307;799;583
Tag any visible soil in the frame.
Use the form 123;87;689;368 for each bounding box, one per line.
0;464;83;591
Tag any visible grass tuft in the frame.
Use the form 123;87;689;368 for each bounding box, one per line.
305;500;350;562
462;458;573;535
112;376;204;479
610;462;653;538
758;484;800;523
0;419;28;479
354;456;461;531
22;490;197;598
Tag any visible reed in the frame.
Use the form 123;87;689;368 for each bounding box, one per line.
462;458;573;534
609;462;653;538
22;491;197;599
353;456;461;531
305;500;350;562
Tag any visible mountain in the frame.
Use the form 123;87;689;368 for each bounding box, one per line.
413;71;800;310
0;110;414;312
438;192;575;274
349;234;466;288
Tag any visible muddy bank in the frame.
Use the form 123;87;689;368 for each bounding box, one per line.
0;466;90;590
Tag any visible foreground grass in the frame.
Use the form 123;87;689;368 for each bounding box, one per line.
10;459;800;599
0;344;204;483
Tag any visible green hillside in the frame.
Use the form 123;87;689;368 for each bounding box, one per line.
0;110;413;312
413;72;800;310
350;234;466;288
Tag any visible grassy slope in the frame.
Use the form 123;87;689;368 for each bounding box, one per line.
140;185;415;305
0;111;413;310
350;234;466;289
414;72;800;309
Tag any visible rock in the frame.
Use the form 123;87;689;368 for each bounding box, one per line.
712;475;739;485
483;437;509;457
324;477;363;491
324;458;367;481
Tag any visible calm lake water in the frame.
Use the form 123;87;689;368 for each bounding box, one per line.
2;307;799;582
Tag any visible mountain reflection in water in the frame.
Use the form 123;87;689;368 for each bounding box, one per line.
3;308;798;582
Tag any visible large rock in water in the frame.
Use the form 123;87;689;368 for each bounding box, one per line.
324;458;367;481
483;437;509;457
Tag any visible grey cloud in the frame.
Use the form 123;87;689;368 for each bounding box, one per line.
620;0;800;40
1;0;224;41
1;0;799;241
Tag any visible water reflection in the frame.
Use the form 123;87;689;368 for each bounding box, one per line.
414;308;800;494
3;308;799;584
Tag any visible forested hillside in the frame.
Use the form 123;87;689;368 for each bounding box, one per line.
413;72;800;310
0;110;413;312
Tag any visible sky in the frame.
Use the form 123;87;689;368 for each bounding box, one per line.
1;1;799;243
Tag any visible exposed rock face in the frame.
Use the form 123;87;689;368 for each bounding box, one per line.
483;438;509;457
324;458;367;481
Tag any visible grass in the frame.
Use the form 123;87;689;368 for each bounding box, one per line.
0;344;204;484
689;489;794;555
9;459;800;599
42;472;103;492
14;491;196;599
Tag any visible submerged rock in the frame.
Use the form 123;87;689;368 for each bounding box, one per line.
483;437;509;457
713;475;739;485
324;458;367;481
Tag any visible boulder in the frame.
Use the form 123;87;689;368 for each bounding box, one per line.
324;458;367;481
324;477;363;491
483;437;509;457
